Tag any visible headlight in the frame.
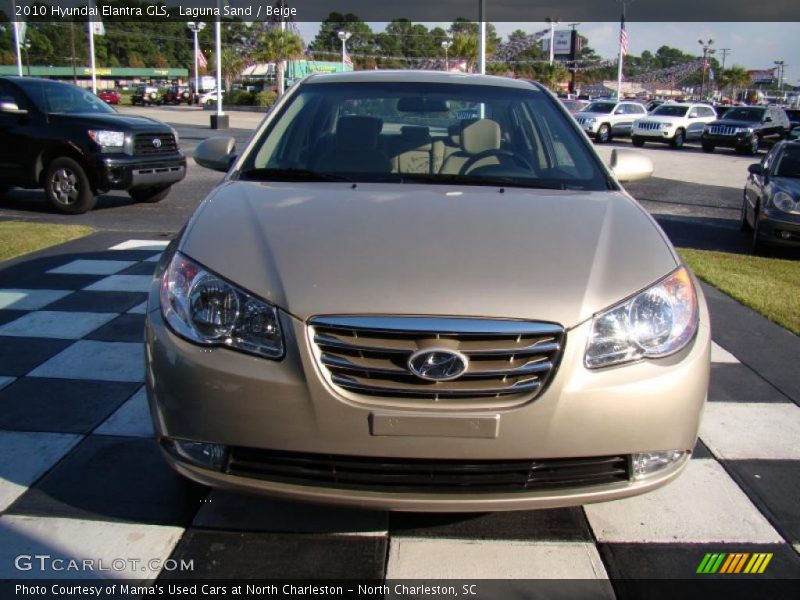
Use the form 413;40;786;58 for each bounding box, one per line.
772;191;800;214
584;117;596;123
660;122;674;128
735;127;754;135
87;130;124;148
169;126;179;144
585;267;698;369
160;252;284;359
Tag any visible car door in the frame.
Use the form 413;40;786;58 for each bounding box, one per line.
0;80;39;185
761;108;780;144
610;104;631;135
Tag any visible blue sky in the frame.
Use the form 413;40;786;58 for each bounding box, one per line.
295;21;800;85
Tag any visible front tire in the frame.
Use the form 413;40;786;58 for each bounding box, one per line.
595;124;611;144
751;206;766;255
632;136;645;147
129;185;171;203
749;136;761;155
670;129;686;149
740;194;752;232
44;157;96;214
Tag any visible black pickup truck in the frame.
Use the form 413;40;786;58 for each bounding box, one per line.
701;105;791;155
0;77;185;214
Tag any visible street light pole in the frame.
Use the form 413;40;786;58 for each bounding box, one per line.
545;18;558;66
187;22;206;96
698;38;714;99
441;40;452;71
337;30;352;70
24;41;31;77
774;60;785;99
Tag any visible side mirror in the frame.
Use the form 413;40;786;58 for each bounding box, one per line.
764;116;773;123
610;149;654;183
747;163;764;176
0;100;27;116
194;136;237;172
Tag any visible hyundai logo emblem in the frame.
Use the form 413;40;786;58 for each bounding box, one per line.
152;137;162;148
407;349;468;381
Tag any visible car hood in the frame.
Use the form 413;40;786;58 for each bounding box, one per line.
574;111;614;119
774;177;800;195
49;113;172;131
180;182;677;327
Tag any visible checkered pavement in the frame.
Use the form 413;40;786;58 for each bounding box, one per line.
0;233;798;590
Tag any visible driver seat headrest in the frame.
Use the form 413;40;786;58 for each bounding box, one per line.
461;119;502;154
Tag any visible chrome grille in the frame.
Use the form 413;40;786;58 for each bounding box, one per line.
707;125;736;136
576;117;587;125
310;316;564;405
134;133;178;156
636;121;661;131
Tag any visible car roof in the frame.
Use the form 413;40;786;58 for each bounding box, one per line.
304;70;541;91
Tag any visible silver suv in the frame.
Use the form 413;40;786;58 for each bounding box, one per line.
633;103;717;149
574;100;648;143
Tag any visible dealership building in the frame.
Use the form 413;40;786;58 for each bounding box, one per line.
0;66;189;89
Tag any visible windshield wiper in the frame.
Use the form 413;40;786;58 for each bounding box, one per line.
238;168;354;182
395;172;567;190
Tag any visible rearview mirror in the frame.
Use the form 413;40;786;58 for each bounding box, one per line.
747;163;764;175
609;149;654;183
194;136;236;172
396;97;450;113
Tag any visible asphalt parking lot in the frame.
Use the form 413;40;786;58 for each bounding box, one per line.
0;106;798;591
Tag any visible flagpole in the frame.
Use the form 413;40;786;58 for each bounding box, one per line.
88;21;97;94
616;0;631;99
13;22;23;77
616;26;624;99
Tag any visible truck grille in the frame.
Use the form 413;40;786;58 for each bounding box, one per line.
576;117;588;125
134;133;178;156
707;125;737;136
310;316;564;405
636;121;661;131
226;448;631;493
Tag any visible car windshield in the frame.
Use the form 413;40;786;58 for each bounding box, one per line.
561;100;583;110
652;105;689;117
723;107;765;122
584;102;615;114
774;146;800;178
19;80;115;114
240;80;610;191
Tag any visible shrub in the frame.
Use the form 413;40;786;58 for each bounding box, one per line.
254;91;278;108
225;89;255;105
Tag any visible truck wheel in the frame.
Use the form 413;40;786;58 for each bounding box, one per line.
701;142;715;153
595;124;611;143
632;136;645;147
670;129;685;149
129;185;171;203
740;193;752;232
44;157;97;214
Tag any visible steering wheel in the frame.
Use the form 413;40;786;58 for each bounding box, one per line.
458;149;533;176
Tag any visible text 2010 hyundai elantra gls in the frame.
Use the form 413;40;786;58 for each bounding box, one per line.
146;71;710;511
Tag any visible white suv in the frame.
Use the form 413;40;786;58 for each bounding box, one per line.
632;103;717;149
574;100;648;143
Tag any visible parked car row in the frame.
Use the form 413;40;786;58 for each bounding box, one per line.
130;84;198;106
569;98;797;156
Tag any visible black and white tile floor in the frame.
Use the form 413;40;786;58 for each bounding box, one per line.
0;233;798;589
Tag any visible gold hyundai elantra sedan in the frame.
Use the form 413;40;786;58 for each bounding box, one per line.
145;71;710;511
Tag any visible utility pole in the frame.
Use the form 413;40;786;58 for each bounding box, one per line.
478;0;486;75
567;23;580;95
441;39;452;71
718;48;730;71
774;60;785;99
545;17;559;66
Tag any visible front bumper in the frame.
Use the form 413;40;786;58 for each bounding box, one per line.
756;208;800;247
633;128;675;141
92;153;186;191
145;281;711;511
701;132;754;149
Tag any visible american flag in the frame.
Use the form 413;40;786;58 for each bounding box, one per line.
197;49;208;70
619;15;628;57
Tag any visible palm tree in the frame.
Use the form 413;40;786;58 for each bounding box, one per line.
725;66;751;103
255;29;306;95
210;47;246;92
450;33;478;72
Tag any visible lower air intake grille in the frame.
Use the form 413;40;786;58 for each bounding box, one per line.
310;316;565;405
226;448;631;493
